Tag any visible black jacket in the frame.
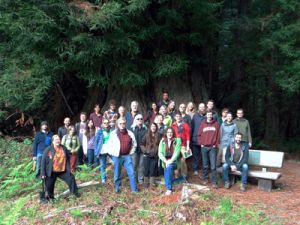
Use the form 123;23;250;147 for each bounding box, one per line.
41;145;71;177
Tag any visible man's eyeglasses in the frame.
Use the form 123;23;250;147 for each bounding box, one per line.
137;118;143;120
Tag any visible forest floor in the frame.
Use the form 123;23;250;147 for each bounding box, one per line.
0;138;299;224
189;160;300;225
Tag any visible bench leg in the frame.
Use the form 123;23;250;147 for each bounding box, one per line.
258;179;273;192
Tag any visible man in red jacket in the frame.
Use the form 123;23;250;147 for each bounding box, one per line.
172;112;191;181
198;110;220;188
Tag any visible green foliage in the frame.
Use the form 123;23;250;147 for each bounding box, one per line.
0;196;29;225
0;0;219;111
208;198;270;225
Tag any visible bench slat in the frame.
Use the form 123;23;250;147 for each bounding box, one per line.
222;149;284;168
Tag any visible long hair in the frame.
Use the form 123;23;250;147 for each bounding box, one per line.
85;120;96;138
147;123;160;145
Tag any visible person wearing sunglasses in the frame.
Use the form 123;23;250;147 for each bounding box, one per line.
95;118;112;183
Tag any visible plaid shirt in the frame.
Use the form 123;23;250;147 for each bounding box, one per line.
118;129;132;155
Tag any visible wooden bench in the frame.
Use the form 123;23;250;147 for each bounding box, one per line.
217;149;284;192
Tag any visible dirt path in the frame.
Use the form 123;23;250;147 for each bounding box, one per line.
194;160;300;225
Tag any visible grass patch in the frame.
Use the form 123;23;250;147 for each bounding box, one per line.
0;138;274;225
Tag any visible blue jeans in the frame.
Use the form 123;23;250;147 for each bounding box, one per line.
112;155;138;193
223;163;248;184
87;149;95;167
99;154;108;182
201;147;217;183
164;162;177;190
36;154;43;178
192;145;202;172
132;152;144;182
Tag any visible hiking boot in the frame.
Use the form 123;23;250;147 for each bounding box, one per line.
74;192;81;198
212;183;218;189
193;171;199;176
240;184;246;192
150;177;156;187
165;190;172;196
224;182;230;189
144;177;150;188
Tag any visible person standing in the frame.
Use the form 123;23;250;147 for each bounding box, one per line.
144;102;158;126
58;117;71;139
94;118;112;183
171;112;190;181
198;110;220;188
207;100;220;123
191;103;206;176
41;135;79;200
125;101;140;129
217;112;238;167
233;108;252;148
140;123;161;187
159;105;172;127
157;90;170;109
75;112;88;165
131;114;147;184
167;100;176;121
62;125;80;172
89;104;103;131
106;118;138;193
220;108;229;124
158;127;181;195
82;120;96;167
154;114;167;136
32;121;53;178
178;103;191;127
186;102;196;119
103;99;118;129
223;133;249;192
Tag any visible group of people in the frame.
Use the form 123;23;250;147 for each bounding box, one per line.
32;91;252;199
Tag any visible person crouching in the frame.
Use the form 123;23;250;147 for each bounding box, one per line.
158;127;181;195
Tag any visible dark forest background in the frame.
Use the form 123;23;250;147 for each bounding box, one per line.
1;0;300;151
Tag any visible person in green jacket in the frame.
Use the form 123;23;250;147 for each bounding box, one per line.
159;105;173;127
158;127;181;195
62;126;80;172
233;108;252;148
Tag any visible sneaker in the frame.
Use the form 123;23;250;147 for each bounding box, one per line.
212;183;218;189
240;184;246;192
193;171;199;176
202;179;209;185
165;190;172;196
224;182;230;189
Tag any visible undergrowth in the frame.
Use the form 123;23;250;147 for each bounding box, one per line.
0;138;275;225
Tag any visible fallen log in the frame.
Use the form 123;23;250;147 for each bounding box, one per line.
57;180;100;198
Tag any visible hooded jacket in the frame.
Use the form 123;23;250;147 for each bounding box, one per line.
198;119;220;147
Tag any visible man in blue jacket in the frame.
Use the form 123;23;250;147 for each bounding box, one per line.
32;121;53;178
222;132;249;192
